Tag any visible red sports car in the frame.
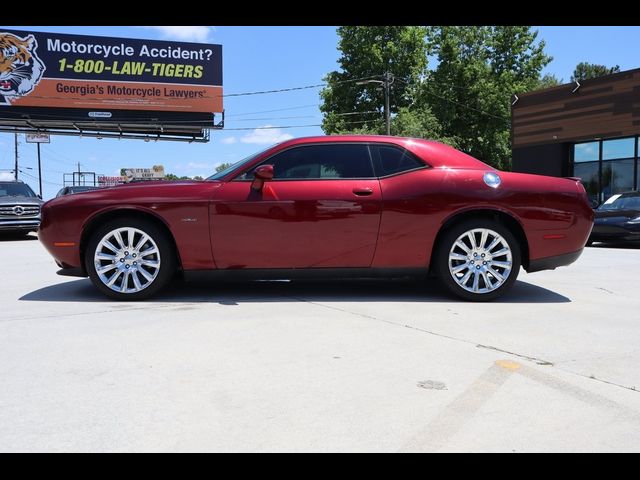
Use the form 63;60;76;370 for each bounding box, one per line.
39;136;594;301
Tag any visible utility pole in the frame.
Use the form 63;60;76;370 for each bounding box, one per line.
383;72;391;136
14;133;18;181
357;73;394;135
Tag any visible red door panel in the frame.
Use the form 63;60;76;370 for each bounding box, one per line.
210;180;382;269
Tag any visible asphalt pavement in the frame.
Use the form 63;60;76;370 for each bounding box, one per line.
1;233;639;452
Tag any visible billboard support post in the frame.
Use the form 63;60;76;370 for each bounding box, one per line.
37;143;42;197
14;133;18;181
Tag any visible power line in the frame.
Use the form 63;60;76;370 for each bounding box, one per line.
394;76;510;123
4;75;382;102
221;119;379;132
226;104;319;117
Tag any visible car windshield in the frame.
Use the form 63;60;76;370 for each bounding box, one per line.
598;194;640;211
0;182;37;198
206;147;272;181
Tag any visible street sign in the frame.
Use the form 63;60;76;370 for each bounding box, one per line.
25;133;51;143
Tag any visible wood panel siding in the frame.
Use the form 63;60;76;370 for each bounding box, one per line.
512;69;640;148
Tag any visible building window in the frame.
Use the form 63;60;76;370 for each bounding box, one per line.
572;136;638;205
602;138;635;160
574;142;599;163
574;161;599;204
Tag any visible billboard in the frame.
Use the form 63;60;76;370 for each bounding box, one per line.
123;166;165;181
0;30;223;114
0;29;223;113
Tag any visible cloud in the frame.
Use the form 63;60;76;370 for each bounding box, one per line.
140;26;214;42
187;162;210;169
0;172;14;181
220;137;237;144
240;126;293;145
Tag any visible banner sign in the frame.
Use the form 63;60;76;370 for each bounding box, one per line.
0;29;223;113
123;166;165;181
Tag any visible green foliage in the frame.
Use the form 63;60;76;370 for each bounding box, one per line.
320;26;553;171
164;173;190;180
536;73;562;89
425;26;552;170
215;162;233;172
320;26;430;135
571;62;620;82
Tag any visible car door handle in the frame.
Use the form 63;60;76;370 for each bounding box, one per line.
353;187;374;196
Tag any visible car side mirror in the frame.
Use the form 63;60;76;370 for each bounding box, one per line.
37;194;42;200
251;164;274;191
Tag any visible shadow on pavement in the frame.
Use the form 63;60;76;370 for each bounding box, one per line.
588;242;640;250
0;232;38;241
20;277;570;304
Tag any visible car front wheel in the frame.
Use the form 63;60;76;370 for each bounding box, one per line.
435;220;521;301
85;218;176;300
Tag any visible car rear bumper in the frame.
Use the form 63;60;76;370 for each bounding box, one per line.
526;248;584;273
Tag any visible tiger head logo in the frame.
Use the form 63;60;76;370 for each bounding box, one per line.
0;32;45;105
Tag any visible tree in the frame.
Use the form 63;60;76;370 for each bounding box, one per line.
571;62;620;82
425;26;552;170
215;162;233;172
164;173;189;180
193;175;204;181
536;73;562;89
320;27;442;137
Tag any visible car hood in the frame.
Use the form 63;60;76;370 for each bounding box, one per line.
0;195;43;205
594;209;640;220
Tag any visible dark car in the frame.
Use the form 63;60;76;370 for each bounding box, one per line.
55;185;102;197
588;191;640;245
0;180;44;236
39;135;594;301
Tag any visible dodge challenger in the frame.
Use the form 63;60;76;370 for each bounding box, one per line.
39;136;594;301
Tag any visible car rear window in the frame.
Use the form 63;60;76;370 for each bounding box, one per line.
372;145;425;177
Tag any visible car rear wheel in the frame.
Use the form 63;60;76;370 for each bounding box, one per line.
435;220;521;301
85;218;176;300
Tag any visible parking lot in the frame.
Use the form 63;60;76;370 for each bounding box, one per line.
1;234;639;452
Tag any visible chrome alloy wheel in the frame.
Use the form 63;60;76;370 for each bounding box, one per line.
93;227;161;294
448;228;513;294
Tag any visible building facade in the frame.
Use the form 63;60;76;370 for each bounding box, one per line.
512;68;640;205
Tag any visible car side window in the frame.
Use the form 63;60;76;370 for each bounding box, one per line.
372;145;426;177
237;144;375;180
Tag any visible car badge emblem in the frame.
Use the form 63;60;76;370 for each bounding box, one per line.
13;205;25;216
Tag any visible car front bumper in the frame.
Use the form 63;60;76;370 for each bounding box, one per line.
0;218;41;232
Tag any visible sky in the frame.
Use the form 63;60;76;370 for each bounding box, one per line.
1;25;640;199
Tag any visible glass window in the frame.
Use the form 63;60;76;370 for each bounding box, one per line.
602;138;635;160
256;144;374;180
373;145;425;176
574;142;599;163
573;161;599;205
0;182;36;197
601;159;634;200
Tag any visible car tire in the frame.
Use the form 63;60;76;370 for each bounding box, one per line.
435;219;521;301
85;217;176;300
